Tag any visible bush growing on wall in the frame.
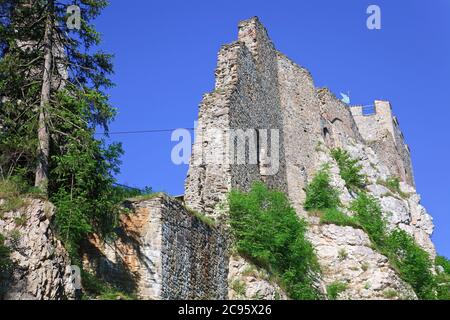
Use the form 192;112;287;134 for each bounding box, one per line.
331;149;366;192
350;193;436;299
229;182;321;300
435;256;450;300
304;166;340;211
349;193;387;245
384;229;435;299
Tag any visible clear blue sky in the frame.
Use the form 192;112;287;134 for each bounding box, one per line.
94;0;449;258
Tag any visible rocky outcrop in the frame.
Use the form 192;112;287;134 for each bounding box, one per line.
0;198;76;300
183;17;437;300
305;137;435;300
307;223;417;300
228;255;287;300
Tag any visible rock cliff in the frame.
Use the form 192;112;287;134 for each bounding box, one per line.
0;198;76;300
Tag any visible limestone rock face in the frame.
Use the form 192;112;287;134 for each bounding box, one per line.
307;223;416;300
0;199;76;300
228;255;287;300
305;138;436;299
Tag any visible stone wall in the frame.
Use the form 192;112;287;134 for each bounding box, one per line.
185;17;288;220
351;101;414;186
183;17;436;300
276;52;323;215
82;194;228;300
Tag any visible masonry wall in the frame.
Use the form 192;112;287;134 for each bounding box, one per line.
276;53;323;215
82;195;228;300
186;16;417;219
317;88;364;146
185;17;288;219
160;195;228;300
351;101;414;185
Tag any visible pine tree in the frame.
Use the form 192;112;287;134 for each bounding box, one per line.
0;0;123;255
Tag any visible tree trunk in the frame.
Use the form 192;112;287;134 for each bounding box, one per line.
35;12;53;193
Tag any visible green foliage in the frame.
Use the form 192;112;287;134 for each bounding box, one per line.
349;193;437;300
331;148;366;192
435;256;450;300
326;282;348;300
361;262;370;272
0;1;133;260
320;208;361;229
338;249;348;261
436;256;450;274
304;166;340;211
384;229;435;299
0;233;11;274
231;279;247;297
378;177;409;199
229;182;321;300
0;179;25;216
13;214;27;227
113;185;154;202
350;193;386;245
189;209;217;228
383;289;398;299
81;270;135;301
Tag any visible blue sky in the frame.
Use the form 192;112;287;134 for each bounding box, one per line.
94;0;449;258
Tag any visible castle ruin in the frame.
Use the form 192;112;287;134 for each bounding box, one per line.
185;17;415;219
79;17;434;300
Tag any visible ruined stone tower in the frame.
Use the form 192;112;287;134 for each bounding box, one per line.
185;17;416;217
183;17;435;299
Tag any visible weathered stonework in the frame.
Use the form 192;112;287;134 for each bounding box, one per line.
351;101;414;186
0;199;76;300
82;194;228;300
183;17;436;300
185;18;288;221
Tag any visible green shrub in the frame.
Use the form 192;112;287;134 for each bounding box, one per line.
436;256;450;274
383;289;398;299
384;229;435;299
435;256;450;300
0;234;11;274
304;167;340;211
229;182;321;300
188;209;217;228
81;270;136;300
14;214;27;227
0;179;25;216
350;193;386;245
320;208;361;229
327;282;348;300
231;279;247;297
377;177;409;199
338;249;348;261
331;149;366;192
349;193;443;300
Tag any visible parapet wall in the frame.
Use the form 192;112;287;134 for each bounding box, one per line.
82;194;228;300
